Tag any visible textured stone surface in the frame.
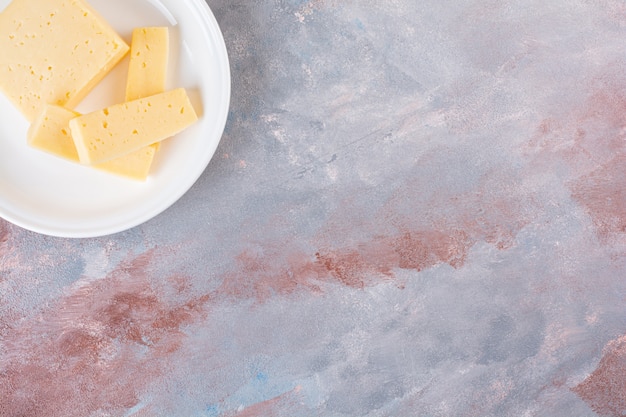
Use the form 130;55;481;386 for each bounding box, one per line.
3;0;626;415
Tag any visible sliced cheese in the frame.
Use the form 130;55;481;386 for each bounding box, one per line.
27;105;80;162
27;104;157;180
69;88;198;165
94;145;157;180
125;27;169;102
0;0;129;121
96;27;170;179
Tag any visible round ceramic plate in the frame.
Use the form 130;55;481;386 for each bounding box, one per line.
0;0;230;238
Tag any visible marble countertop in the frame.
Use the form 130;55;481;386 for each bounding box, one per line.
1;0;625;415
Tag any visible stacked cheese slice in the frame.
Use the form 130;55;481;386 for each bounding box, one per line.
0;0;198;180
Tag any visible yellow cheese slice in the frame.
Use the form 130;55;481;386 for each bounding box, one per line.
27;104;157;180
93;145;157;180
69;88;198;165
96;27;170;179
27;105;80;162
0;0;129;121
125;27;169;102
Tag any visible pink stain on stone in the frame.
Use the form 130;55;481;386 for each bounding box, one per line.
217;227;474;302
568;84;626;239
229;387;303;417
0;227;476;415
522;70;626;413
315;228;471;286
0;250;211;417
525;71;626;241
572;153;626;238
525;64;626;243
573;336;626;417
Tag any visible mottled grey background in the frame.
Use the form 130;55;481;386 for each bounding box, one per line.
3;0;626;416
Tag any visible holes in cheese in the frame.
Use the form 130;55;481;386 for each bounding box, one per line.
125;27;169;102
28;104;159;181
23;24;185;180
5;5;196;182
27;104;80;162
69;88;198;165
0;0;130;121
95;26;169;179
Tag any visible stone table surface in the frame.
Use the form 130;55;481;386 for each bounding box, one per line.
2;0;626;416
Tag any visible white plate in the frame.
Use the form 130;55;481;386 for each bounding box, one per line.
0;0;230;238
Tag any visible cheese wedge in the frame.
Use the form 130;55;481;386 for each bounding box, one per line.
96;27;169;179
0;0;129;121
28;104;158;180
69;88;198;165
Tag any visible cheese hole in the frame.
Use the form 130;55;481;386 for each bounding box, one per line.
145;44;151;51
83;12;88;17
136;51;141;56
102;122;108;129
132;129;138;135
103;109;109;116
48;66;52;71
180;107;185;114
61;129;67;135
142;62;146;68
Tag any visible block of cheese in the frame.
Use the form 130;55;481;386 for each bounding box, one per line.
27;104;157;180
0;0;130;121
69;88;198;165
